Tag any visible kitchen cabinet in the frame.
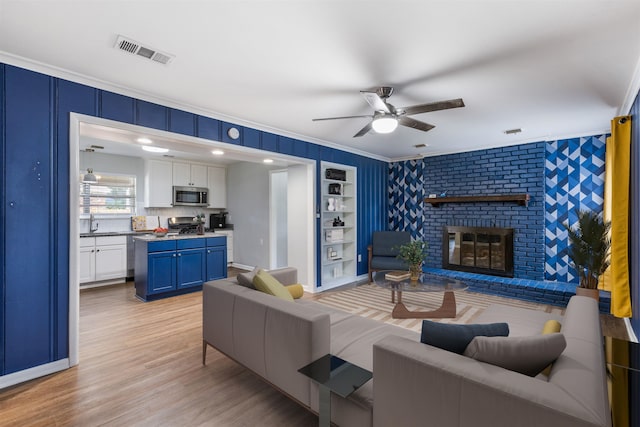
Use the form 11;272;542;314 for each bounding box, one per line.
80;236;127;285
214;230;233;263
205;237;227;280
79;238;96;283
207;166;227;208
145;159;173;207
320;162;357;289
173;162;207;187
135;235;226;301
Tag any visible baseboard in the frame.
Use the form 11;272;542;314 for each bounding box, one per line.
231;263;253;271
0;359;69;390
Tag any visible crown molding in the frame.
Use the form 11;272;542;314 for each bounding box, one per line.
0;51;391;163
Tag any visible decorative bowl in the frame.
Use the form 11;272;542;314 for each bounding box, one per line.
153;231;167;238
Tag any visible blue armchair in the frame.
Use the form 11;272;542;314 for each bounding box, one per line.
367;231;411;282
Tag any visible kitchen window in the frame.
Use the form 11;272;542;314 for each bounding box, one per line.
79;171;136;215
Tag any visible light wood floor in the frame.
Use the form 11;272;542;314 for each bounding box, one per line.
0;282;317;427
0;277;628;426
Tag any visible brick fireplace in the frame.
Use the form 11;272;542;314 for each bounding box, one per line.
442;226;514;277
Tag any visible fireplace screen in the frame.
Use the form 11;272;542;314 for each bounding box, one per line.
443;226;514;277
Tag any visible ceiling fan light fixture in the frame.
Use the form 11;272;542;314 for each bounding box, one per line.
371;116;398;134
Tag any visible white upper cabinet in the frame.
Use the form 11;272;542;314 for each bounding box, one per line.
172;162;207;187
145;159;173;208
190;164;208;187
207;166;227;208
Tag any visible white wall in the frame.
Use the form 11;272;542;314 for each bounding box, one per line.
270;170;288;269
227;161;276;268
287;164;315;289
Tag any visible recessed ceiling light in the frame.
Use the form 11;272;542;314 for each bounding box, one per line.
142;146;169;153
137;137;153;144
211;149;224;155
263;158;274;163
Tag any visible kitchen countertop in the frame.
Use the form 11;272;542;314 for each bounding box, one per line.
80;231;149;238
80;228;234;238
133;232;226;242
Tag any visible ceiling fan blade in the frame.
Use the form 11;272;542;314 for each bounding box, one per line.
353;122;373;137
312;114;372;121
402;98;465;116
398;116;435;132
360;90;391;113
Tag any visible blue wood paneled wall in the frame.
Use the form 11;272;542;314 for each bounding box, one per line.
0;62;388;376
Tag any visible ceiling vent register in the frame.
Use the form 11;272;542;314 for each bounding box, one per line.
114;35;175;65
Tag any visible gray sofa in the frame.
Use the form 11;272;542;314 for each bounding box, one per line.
202;268;610;427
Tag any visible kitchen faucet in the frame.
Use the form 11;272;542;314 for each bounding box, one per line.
89;213;99;233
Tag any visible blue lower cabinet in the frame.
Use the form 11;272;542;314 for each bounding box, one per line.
206;236;228;281
177;248;206;289
148;251;177;293
135;236;225;301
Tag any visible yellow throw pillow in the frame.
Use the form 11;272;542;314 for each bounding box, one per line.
285;284;304;299
542;319;561;334
540;319;562;376
253;270;294;302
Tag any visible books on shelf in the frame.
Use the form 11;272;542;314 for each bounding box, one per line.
385;271;411;281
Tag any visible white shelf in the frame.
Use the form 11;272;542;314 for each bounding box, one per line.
321;161;357;288
322;257;354;267
322;239;354;245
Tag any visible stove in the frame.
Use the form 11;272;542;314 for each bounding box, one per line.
168;216;200;234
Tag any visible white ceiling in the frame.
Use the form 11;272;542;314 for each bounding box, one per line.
2;0;640;160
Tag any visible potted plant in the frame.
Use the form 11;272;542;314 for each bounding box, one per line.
563;209;611;301
396;240;428;281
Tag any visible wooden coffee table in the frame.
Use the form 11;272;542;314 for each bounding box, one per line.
373;271;468;319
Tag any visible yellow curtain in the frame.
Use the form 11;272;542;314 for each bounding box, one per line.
606;115;632;318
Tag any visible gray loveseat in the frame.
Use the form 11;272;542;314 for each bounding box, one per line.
202;267;610;427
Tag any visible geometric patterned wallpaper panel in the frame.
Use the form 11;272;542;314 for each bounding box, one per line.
388;160;424;239
544;135;607;283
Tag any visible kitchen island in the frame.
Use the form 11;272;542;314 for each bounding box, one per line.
134;233;227;301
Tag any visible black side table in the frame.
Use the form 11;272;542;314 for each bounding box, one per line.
298;354;372;427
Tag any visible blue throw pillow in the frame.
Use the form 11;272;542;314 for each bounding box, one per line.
420;321;509;354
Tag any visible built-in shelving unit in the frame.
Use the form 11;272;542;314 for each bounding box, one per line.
320;161;357;289
425;193;529;207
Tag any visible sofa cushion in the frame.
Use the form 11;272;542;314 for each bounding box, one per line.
253;270;294;302
420;321;509;354
370;256;409;271
285;284;304;299
463;333;567;376
237;266;259;289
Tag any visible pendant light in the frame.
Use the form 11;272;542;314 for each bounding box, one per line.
83;168;98;183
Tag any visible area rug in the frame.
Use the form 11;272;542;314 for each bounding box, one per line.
312;284;565;332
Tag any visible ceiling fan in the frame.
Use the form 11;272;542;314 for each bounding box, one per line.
312;87;465;137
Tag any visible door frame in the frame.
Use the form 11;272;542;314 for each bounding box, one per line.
68;113;317;366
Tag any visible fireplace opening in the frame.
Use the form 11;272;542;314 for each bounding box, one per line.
442;226;514;277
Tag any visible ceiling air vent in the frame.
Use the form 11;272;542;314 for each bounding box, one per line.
114;35;175;65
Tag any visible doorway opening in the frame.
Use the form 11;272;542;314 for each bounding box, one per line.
68;113;316;366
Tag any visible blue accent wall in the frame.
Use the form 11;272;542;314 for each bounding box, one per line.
544;135;607;283
391;142;546;280
0;62;388;377
389;136;611;286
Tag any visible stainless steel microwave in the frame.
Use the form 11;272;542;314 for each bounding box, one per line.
172;186;209;207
